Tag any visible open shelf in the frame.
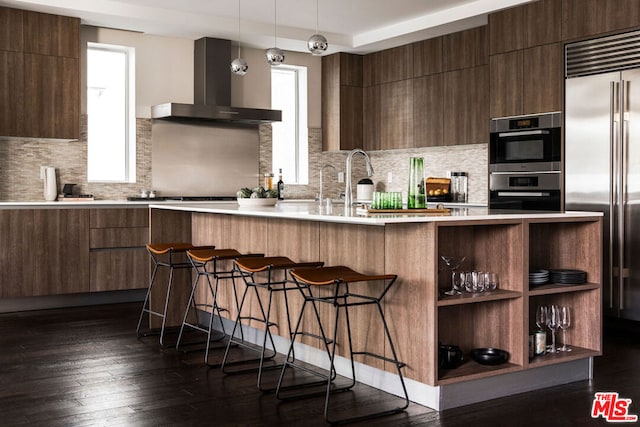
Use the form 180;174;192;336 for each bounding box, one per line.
528;345;601;368
438;289;521;306
529;282;600;296
438;358;522;385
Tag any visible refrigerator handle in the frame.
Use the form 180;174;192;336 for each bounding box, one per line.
619;80;629;310
609;81;616;310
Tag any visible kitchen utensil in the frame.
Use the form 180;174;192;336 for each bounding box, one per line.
471;348;509;365
356;178;374;203
439;344;464;369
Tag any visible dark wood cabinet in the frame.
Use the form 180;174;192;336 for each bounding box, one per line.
489;5;524;54
0;210;35;298
0;7;23;51
562;0;640;41
490;50;523;118
444;65;489;145
363;44;413;86
0;51;25;136
89;208;150;292
23;10;79;58
23;54;79;139
443;26;488;71
413;74;444;147
322;53;364;151
413;37;443;77
32;209;90;296
363;85;381;151
0;6;79;139
523;43;564;114
524;0;562;47
364;80;414;151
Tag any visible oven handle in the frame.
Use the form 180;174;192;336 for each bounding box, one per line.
489;171;561;175
497;130;549;137
496;192;551;197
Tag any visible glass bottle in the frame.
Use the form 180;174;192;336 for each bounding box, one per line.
408;157;426;209
277;168;285;200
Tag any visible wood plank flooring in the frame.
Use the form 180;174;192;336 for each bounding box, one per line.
0;303;638;426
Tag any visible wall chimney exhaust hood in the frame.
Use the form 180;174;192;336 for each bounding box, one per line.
151;38;281;126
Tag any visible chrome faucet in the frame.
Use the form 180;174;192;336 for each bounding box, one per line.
319;163;338;206
344;148;374;208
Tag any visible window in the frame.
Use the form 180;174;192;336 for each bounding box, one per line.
271;65;308;185
87;43;136;182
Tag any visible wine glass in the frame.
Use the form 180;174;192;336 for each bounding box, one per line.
546;304;560;353
441;255;466;296
535;305;547;331
559;306;572;352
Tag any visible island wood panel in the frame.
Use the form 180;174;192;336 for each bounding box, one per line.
32;208;90;296
318;222;386;369
267;218;321;348
385;223;438;385
0;209;34;298
90;248;148;292
90;207;149;228
149;209;192;328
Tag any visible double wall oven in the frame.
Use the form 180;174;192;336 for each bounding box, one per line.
489;112;562;211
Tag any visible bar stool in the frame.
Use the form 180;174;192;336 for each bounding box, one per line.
221;256;324;392
136;242;211;347
175;248;264;365
276;265;409;424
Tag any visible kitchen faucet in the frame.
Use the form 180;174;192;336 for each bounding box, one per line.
319;163;338;206
344;148;374;208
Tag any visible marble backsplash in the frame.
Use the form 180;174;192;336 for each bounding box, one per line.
0;119;487;204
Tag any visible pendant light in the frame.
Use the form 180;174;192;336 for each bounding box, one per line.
265;0;285;66
307;0;328;55
230;0;248;75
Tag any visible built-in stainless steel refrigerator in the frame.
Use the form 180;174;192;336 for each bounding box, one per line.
565;31;640;321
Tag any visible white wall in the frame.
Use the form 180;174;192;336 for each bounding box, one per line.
80;26;321;127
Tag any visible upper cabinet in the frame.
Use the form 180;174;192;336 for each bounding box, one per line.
0;6;79;140
363;44;413;86
322;53;364;151
562;0;640;41
443;26;488;71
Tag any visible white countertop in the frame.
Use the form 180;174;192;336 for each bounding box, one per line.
149;201;602;226
0;199;230;209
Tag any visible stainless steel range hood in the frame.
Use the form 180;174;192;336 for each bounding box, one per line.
151;38;281;126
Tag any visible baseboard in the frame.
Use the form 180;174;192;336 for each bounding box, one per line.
0;289;146;313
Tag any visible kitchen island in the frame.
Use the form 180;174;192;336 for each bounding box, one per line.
150;201;602;410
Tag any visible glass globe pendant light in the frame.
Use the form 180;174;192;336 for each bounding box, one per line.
266;0;285;66
307;0;328;55
230;0;248;75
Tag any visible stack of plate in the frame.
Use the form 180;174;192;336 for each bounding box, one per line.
549;269;587;284
529;269;549;287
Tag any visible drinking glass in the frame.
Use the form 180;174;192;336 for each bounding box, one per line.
535;305;547;331
546;304;560;353
486;272;499;291
441;255;465;296
559;306;572;352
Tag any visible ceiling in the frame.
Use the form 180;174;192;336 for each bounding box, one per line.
0;0;533;53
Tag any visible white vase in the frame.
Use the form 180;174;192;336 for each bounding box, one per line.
42;166;57;201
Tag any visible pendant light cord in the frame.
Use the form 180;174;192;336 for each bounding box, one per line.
274;0;278;45
237;0;241;57
315;0;319;34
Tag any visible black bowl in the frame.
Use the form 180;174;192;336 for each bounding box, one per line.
471;348;509;365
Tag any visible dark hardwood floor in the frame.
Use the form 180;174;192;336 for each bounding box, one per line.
0;303;638;426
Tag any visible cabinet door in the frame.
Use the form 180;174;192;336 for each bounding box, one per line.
444;66;489;145
339;86;363;150
443;26;488;71
380;80;413;150
0;51;24;137
413;37;443;77
413;74;444;147
562;0;640;41
90;208;149;228
363;85;381;151
90;249;148;292
0;6;23;51
0;210;35;298
489;5;524;54
490;51;523;118
23;10;79;58
23;54;79;139
523;43;564;114
363;44;413;86
33;209;90;296
524;0;562;47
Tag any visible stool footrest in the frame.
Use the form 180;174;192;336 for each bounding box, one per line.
351;351;407;368
294;331;334;345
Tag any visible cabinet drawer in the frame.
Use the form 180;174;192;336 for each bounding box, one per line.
90;248;149;292
90;227;148;249
90;208;149;228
